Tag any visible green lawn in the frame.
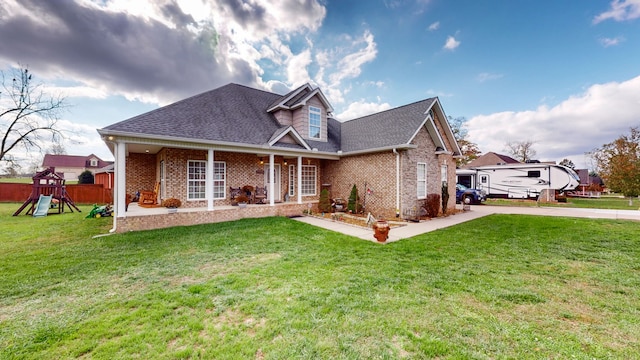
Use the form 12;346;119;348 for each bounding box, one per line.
1;203;639;359
487;195;639;210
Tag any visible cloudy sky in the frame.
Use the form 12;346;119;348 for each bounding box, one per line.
1;0;639;169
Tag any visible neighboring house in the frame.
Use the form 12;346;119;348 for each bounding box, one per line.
462;152;520;169
98;83;462;232
42;154;113;180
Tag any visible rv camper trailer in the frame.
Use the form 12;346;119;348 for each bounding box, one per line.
456;163;580;199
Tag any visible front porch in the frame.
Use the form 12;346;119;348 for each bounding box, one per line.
116;201;316;232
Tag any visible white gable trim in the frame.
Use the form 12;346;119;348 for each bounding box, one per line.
406;100;461;155
266;83;313;112
431;98;462;156
289;88;334;113
268;126;311;150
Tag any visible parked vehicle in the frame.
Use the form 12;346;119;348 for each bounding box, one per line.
456;183;486;204
456;163;580;199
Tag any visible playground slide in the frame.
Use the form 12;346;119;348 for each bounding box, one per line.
33;194;53;217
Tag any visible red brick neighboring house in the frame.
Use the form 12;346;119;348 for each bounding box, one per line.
98;83;462;232
42;154;113;180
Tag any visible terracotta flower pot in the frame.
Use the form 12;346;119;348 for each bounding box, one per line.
373;220;390;242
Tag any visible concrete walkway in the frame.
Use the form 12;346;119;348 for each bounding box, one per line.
292;205;640;244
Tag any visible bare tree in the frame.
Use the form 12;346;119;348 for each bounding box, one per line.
559;158;575;169
48;140;67;155
505;139;537;162
1;66;67;166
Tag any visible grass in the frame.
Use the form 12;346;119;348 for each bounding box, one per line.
1;203;639;359
486;195;639;210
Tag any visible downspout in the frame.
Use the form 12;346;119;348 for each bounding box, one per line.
393;148;400;217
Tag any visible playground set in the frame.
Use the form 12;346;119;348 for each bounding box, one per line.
13;167;81;217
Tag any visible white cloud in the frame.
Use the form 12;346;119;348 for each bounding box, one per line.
42;85;109;99
335;99;391;121
428;21;440;31
286;49;313;88
599;36;625;47
465;75;640;167
593;0;640;23
315;30;379;104
476;72;504;83
443;35;460;51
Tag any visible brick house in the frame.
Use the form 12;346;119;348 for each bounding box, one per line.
98;83;461;232
41;154;113;180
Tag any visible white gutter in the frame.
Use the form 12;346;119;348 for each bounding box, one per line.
393;148;400;218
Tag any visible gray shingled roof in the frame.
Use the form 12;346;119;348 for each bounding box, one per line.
101;83;442;156
339;98;436;153
102;84;283;146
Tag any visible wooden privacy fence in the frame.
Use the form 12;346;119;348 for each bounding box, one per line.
0;183;113;204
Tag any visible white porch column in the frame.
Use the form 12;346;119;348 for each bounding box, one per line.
269;154;275;206
297;156;302;204
115;141;126;218
207;149;214;211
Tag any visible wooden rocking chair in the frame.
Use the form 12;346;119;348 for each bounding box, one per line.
253;186;267;204
229;187;242;203
140;182;160;205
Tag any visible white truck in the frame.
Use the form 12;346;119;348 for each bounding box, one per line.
456;163;580;199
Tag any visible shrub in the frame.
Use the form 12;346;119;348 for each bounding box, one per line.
425;193;440;218
318;188;331;213
348;184;360;213
441;181;450;215
161;198;182;208
78;170;94;184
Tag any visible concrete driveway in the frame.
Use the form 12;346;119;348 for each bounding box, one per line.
292;205;640;244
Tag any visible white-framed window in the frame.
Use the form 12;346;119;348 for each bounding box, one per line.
289;165;296;197
90;158;98;166
301;165;316;196
187;160;207;200
213;161;226;199
441;164;448;183
309;106;321;139
417;162;427;199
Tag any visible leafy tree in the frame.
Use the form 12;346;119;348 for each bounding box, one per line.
78;170;94;184
559;158;575;169
448;116;481;167
505;139;537;162
1;66;66;167
591;126;640;197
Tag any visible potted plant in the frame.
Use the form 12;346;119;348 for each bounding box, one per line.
162;198;181;213
236;194;250;208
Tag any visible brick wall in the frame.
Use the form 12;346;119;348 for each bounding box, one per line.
135;149;320;209
319;125;457;219
117;202;310;232
126;153;157;196
322;152;398;219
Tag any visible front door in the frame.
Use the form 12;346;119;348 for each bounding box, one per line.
264;164;281;201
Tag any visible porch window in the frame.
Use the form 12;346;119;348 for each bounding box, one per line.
288;165;296;197
187;160;207;200
301;165;316;196
309;106;321;139
213;161;226;199
417;162;427;199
